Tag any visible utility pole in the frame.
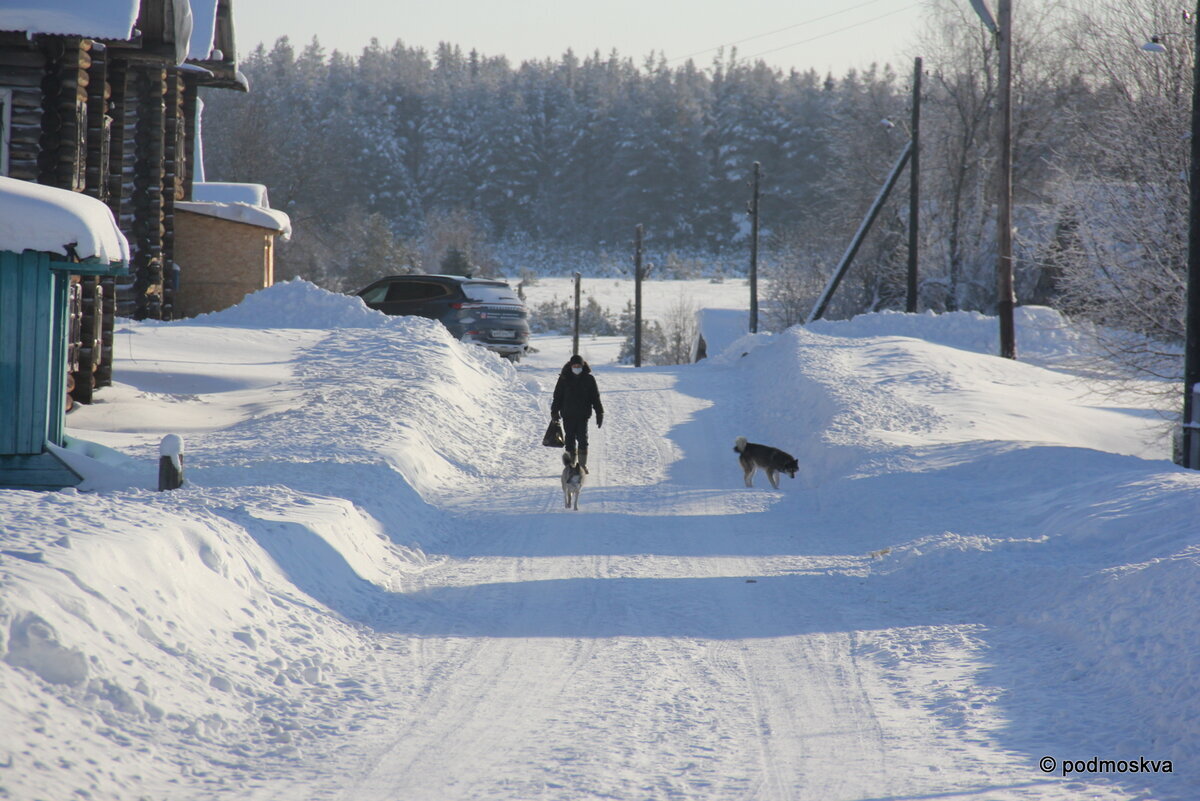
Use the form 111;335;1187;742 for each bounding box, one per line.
1181;0;1200;466
907;57;922;313
996;0;1017;359
634;224;644;368
572;271;581;356
749;161;760;333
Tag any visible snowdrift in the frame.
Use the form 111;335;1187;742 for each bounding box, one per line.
0;281;534;800
706;315;1198;780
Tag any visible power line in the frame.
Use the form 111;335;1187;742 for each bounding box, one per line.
668;0;897;65
740;4;920;64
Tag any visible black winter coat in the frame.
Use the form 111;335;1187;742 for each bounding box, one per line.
551;361;604;422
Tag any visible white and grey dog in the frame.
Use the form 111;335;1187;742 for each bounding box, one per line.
562;450;585;510
734;436;799;489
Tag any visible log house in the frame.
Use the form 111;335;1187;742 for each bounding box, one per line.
0;0;249;407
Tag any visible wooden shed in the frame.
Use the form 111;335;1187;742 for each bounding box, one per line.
173;182;291;317
0;176;128;490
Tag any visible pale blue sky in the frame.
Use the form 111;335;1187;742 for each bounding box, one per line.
232;0;928;75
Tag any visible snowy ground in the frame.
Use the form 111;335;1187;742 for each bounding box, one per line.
1;279;1197;800
519;274;751;324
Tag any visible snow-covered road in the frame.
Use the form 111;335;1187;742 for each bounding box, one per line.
3;282;1193;801
230;335;1145;801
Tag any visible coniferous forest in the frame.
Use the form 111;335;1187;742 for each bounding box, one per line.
201;0;1194;384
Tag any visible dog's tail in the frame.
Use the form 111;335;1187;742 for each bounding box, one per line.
733;436;747;453
562;451;577;467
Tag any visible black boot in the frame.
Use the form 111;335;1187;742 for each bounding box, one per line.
578;448;589;474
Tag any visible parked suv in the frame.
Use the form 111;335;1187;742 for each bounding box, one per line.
356;274;531;361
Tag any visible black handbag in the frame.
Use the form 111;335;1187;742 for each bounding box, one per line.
542;418;564;447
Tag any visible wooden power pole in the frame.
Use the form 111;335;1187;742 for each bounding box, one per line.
997;0;1016;359
1181;0;1200;465
572;271;581;356
907;57;922;313
634;224;644;368
749;161;760;333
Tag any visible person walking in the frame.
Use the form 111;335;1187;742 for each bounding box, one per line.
551;354;604;472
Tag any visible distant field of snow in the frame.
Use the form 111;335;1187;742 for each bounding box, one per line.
0;279;1195;801
519;274;751;325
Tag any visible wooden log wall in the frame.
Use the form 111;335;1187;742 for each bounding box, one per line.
74;41;111;403
132;65;166;320
36;36;88;191
83;42;110;203
162;67;185;319
98;59;133;385
106;59;139;323
0;44;45;182
34;37;89;410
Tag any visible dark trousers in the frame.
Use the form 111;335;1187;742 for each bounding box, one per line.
563;416;589;454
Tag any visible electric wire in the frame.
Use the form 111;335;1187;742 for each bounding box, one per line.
669;0;916;65
740;3;921;63
669;0;890;63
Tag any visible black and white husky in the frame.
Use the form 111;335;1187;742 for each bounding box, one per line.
562;451;585;510
734;436;799;489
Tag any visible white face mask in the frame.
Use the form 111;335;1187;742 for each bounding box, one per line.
571;366;583;375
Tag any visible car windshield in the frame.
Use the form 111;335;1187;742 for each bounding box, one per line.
462;283;521;304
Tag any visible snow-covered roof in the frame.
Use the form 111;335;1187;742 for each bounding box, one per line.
184;0;248;90
0;0;140;41
0;1;194;65
187;0;219;60
0;176;129;264
176;182;291;239
192;182;269;206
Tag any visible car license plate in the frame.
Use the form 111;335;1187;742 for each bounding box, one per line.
491;329;515;339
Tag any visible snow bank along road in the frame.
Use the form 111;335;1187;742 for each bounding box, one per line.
1;283;1193;801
